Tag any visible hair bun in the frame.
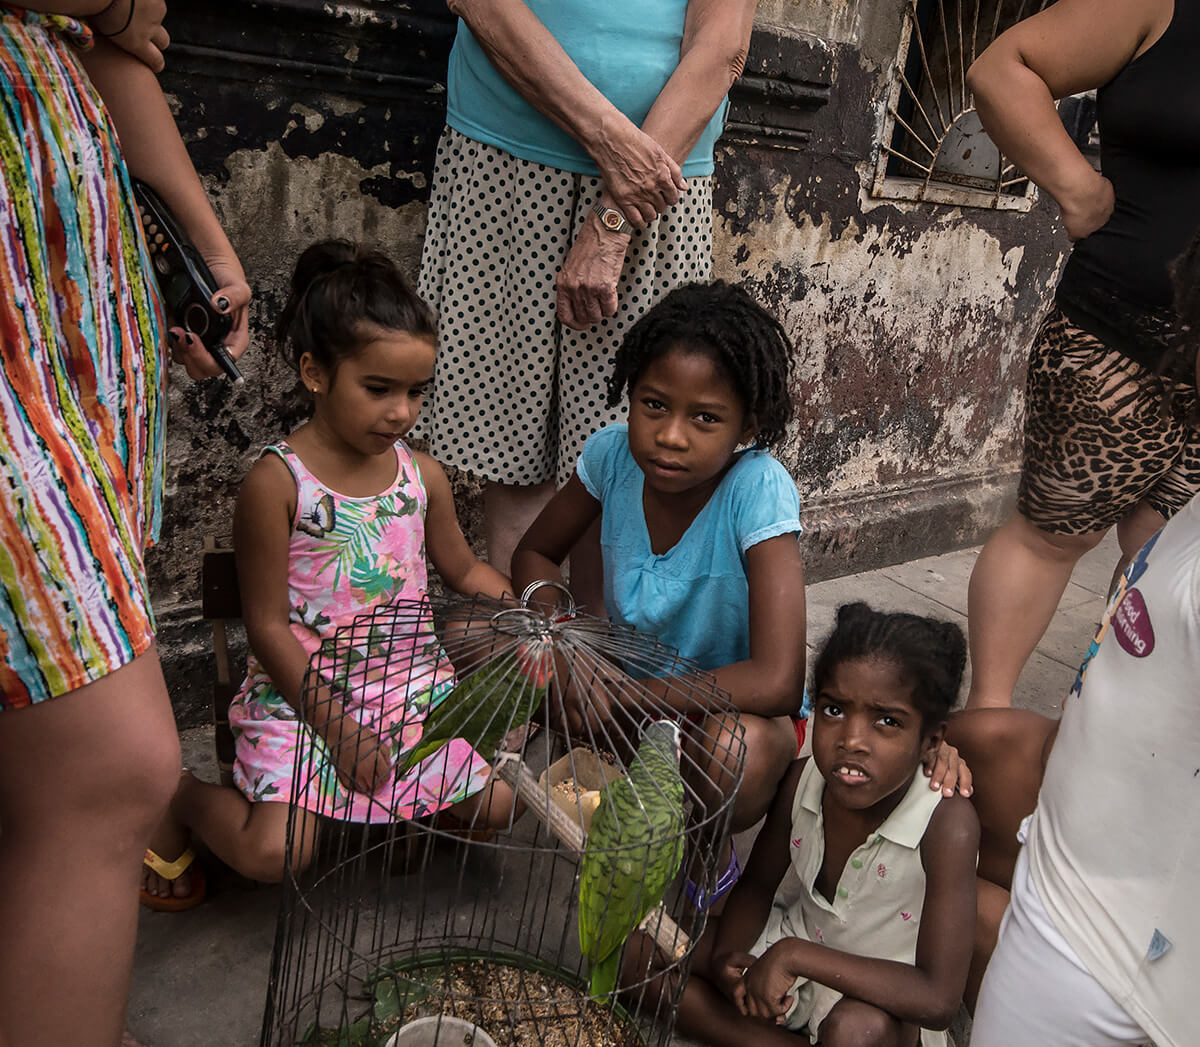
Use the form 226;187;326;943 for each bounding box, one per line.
275;238;435;371
835;602;874;628
289;239;359;296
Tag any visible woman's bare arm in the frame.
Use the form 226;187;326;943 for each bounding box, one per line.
555;0;758;329
966;0;1172;240
639;0;757;165
447;0;684;225
78;38;251;373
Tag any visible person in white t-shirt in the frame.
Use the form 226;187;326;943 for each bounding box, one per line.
971;231;1200;1047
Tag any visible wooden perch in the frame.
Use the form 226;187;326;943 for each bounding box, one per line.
495;753;690;961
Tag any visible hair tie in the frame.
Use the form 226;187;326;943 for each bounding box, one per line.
96;0;136;38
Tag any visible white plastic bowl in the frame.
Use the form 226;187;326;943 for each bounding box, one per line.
383;1015;498;1047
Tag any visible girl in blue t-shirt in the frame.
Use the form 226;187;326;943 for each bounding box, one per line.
513;280;808;906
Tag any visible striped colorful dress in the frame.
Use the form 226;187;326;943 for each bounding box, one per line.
0;8;167;709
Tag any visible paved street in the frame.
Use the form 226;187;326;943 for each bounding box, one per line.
128;533;1119;1046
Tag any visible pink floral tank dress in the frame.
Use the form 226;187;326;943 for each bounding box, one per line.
227;440;492;822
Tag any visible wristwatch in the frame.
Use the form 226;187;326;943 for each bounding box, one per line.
591;201;633;236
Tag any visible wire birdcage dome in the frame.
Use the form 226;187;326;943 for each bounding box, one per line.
260;588;746;1047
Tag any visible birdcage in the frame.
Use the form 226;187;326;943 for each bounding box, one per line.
260;585;746;1047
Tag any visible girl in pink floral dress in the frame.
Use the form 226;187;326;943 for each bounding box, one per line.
141;241;516;908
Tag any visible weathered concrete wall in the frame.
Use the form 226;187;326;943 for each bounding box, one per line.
151;0;1066;723
715;4;1067;579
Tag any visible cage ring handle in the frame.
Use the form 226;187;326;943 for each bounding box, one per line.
519;579;577;621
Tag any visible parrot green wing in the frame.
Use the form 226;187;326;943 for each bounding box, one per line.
397;649;546;775
578;721;686;999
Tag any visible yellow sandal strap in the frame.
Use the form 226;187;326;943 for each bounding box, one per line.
144;846;196;881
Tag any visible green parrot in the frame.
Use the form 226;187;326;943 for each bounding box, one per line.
397;642;548;775
578;719;686;1000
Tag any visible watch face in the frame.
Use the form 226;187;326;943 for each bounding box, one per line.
603;211;623;230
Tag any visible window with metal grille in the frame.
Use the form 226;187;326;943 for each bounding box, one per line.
872;0;1052;210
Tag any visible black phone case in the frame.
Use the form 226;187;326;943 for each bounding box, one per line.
132;178;233;351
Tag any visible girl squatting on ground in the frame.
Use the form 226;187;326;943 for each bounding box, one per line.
673;603;980;1047
141;241;517;906
513;282;969;909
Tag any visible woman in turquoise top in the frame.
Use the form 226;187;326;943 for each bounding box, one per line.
419;0;759;613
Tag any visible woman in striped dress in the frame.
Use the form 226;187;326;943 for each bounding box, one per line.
0;4;249;1044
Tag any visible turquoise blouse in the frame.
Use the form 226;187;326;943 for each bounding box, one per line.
445;0;728;177
577;424;802;672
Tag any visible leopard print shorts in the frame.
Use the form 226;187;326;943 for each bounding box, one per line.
1018;307;1200;535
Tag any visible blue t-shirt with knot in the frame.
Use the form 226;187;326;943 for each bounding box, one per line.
577;424;803;672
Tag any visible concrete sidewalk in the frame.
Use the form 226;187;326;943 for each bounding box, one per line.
127;533;1119;1047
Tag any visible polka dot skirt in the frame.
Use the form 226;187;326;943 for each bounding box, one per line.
415;126;713;488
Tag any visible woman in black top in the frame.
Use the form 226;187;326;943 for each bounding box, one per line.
962;0;1200;710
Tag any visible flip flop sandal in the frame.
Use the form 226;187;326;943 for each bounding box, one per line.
685;843;741;911
139;846;207;912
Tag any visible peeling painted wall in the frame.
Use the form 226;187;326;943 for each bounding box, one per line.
713;6;1067;579
151;0;1066;722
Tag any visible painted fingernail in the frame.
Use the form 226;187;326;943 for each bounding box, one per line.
216;296;230;312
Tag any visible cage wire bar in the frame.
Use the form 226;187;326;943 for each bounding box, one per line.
261;591;747;1047
873;0;1052;208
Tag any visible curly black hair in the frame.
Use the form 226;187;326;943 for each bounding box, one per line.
605;280;795;448
275;239;435;373
813;602;966;728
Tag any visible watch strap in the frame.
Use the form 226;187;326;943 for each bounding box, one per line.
591;201;633;236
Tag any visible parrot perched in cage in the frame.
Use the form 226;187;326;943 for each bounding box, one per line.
396;643;549;774
578;719;686;1001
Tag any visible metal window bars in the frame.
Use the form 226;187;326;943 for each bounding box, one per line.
872;0;1052;210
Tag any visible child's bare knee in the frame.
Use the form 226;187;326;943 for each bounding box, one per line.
616;930;678;1016
820;999;903;1047
686;712;740;805
247;849;286;885
241;833;295;883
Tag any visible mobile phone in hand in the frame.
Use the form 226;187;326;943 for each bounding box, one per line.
131;178;243;385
